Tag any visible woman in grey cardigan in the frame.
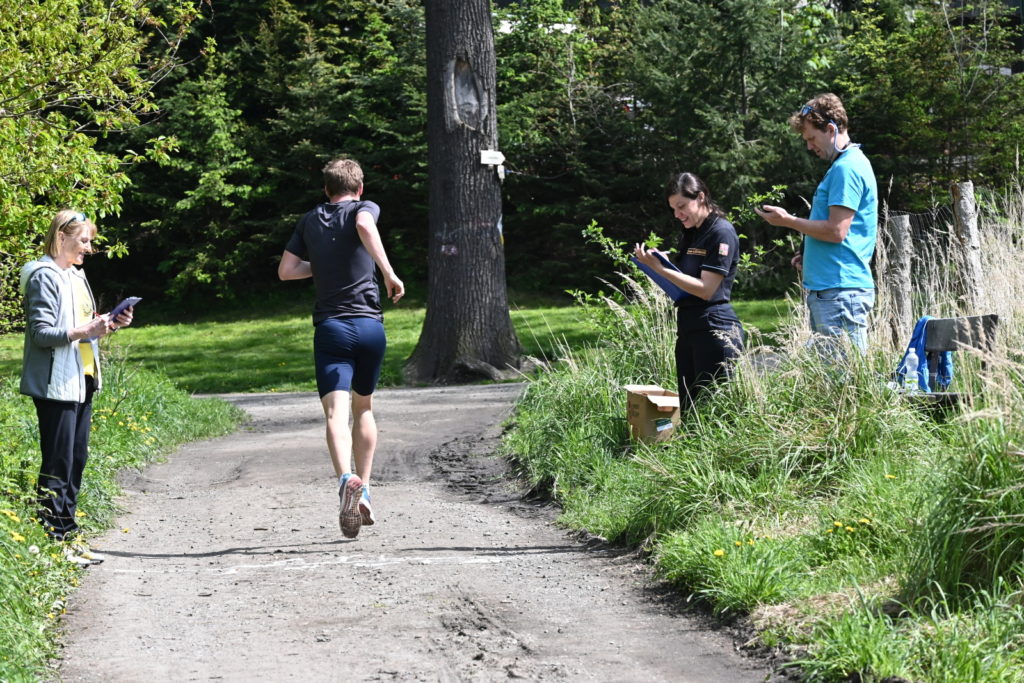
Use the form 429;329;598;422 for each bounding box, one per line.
20;210;133;562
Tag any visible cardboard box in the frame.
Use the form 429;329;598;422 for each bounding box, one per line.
624;384;681;443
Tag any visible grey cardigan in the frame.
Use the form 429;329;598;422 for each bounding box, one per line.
20;256;102;403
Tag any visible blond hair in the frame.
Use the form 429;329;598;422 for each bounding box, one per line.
44;210;96;259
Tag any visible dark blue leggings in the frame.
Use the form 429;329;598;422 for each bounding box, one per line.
313;316;386;397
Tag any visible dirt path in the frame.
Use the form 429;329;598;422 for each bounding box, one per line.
55;384;772;682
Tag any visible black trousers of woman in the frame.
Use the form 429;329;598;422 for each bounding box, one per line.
675;328;742;411
33;375;95;540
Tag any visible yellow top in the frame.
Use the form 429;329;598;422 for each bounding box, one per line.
70;273;95;377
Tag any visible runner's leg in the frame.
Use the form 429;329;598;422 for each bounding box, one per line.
351;391;376;484
321;390;352;477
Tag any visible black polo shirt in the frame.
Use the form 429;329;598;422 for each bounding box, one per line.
674;213;741;332
286;200;382;324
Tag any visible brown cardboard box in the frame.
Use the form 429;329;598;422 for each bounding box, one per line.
623;384;681;443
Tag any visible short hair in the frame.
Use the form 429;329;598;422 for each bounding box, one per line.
665;172;722;216
322;158;363;196
44;210;96;259
789;93;848;134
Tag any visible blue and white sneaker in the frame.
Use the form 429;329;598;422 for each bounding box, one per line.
339;473;363;538
359;485;376;526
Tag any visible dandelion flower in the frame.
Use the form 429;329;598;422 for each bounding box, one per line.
885;474;897;479
859;518;870;525
845;526;855;532
75;510;86;518
10;531;25;542
826;528;834;534
834;521;843;527
734;541;743;547
713;549;725;557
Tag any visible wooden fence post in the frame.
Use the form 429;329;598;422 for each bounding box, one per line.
951;181;984;311
882;213;913;347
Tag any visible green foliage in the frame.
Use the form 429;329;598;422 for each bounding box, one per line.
503;197;1024;679
0;354;241;680
903;392;1024;602
0;0;198;331
836;1;1024;210
794;582;1024;682
8;0;1024;312
91;0;429;304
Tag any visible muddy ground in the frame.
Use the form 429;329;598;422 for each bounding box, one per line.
55;384;778;682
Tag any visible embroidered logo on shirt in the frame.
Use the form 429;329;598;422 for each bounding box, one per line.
686;248;707;256
718;243;729;256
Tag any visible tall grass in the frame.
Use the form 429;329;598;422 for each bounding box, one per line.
0;347;242;681
505;185;1024;680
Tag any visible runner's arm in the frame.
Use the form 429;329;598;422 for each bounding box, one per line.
278;250;312;280
356;211;404;303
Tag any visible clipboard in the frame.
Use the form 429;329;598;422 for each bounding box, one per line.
630;254;690;302
109;296;141;320
86;297;140;341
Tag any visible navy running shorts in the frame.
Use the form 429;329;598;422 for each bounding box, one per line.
313;316;386;397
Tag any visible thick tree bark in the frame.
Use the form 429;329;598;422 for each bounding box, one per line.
405;0;521;384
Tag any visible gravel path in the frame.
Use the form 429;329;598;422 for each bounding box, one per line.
55;384;772;682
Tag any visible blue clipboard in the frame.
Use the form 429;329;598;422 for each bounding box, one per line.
630;253;690;302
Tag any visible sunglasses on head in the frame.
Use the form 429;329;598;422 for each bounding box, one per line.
58;212;87;232
799;104;838;130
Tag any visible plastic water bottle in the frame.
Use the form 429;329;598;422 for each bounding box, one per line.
903;348;920;393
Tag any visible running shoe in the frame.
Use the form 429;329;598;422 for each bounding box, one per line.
339;473;363;538
359;485;376;526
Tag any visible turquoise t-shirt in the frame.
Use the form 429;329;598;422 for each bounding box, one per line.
802;145;877;291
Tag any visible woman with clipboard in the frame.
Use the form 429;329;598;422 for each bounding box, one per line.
633;172;743;410
19;210;134;564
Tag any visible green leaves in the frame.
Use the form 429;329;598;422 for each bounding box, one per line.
0;0;198;331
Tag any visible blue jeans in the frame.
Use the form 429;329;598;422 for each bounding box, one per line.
806;288;874;353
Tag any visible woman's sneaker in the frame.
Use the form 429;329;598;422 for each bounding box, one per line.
339;473;363;538
359;486;375;526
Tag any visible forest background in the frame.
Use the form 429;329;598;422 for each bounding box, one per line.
1;0;1023;330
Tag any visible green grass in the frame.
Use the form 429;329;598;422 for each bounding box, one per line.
0;352;242;681
0;296;788;393
503;243;1024;681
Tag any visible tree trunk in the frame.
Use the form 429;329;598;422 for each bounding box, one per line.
405;0;522;384
881;213;913;349
951;180;984;312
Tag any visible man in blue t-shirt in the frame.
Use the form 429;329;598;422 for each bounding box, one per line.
278;158;404;539
756;93;877;352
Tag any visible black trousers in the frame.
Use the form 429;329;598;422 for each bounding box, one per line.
675;327;742;410
33;375;95;540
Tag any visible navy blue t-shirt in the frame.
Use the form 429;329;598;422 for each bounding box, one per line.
285;200;382;324
674;213;741;332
